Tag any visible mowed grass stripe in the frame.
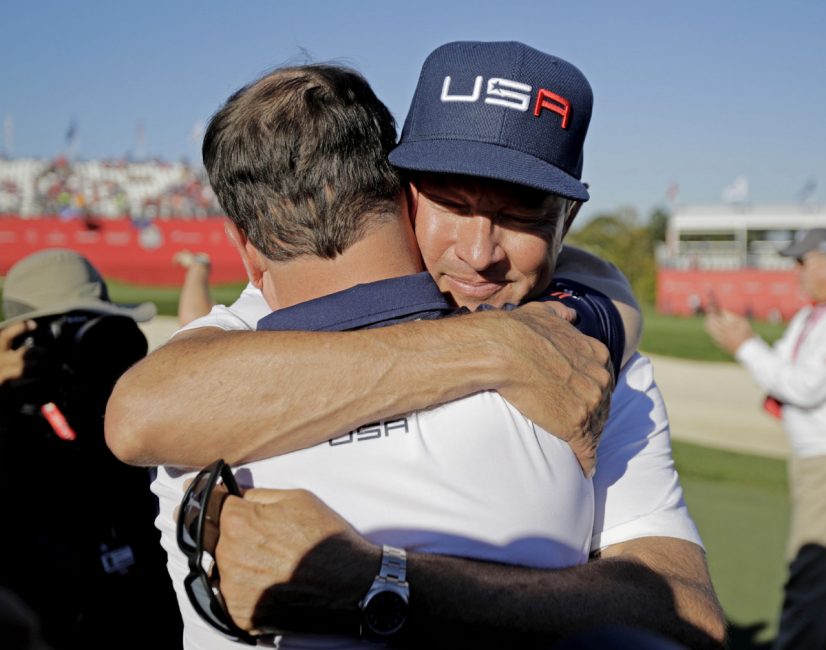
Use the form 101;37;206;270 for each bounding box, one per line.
674;441;788;646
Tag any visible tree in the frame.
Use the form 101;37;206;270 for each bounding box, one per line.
566;207;666;306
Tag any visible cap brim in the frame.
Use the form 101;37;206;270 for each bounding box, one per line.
0;299;156;329
389;140;590;202
778;233;826;258
778;240;808;258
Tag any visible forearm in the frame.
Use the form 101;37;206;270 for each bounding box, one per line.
399;539;723;648
213;490;722;647
238;535;724;648
178;263;213;327
106;314;511;467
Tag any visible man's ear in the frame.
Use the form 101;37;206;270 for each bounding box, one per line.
562;201;583;238
404;180;419;226
224;219;266;288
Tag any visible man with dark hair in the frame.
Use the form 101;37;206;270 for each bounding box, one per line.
202;66;401;263
107;43;723;648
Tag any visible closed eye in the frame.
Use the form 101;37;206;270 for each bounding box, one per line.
498;213;556;230
426;194;472;215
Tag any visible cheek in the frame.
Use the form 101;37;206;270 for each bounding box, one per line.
414;209;453;267
807;263;826;294
505;232;555;281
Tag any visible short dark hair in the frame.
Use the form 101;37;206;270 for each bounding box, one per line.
203;64;400;261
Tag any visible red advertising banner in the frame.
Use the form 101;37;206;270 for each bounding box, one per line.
657;268;807;321
0;216;247;285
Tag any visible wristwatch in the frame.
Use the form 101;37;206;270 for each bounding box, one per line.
360;545;409;639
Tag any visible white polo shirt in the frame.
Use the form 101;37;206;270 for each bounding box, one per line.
159;276;701;649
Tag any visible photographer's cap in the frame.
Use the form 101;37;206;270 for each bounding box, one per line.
1;248;156;328
389;41;592;201
778;228;826;258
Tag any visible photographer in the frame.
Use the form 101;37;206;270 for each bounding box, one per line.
0;249;182;649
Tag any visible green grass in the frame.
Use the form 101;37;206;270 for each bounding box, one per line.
104;279;247;317
641;309;787;362
673;441;789;647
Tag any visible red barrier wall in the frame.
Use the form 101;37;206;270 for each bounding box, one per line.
0;216;247;285
657;268;808;321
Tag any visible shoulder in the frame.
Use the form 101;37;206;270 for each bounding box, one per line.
175;283;268;335
555;245;638;310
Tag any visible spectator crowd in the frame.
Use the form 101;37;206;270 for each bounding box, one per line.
0;157;223;220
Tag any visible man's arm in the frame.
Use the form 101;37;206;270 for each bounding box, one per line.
736;336;826;408
213;488;725;648
706;308;826;408
105;304;612;471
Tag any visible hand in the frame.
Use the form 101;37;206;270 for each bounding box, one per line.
213;487;379;634
0;321;35;385
705;308;754;356
173;250;211;269
493;302;614;476
543;301;578;323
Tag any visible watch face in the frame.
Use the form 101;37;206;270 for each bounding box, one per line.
364;590;408;636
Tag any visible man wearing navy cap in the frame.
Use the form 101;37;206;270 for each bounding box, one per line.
107;42;723;648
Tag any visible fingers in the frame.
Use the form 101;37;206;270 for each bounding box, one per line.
173;250;194;267
538;301;578;323
0;321;36;384
0;349;27;384
0;320;35;351
174;250;211;269
704;313;722;337
497;305;614;469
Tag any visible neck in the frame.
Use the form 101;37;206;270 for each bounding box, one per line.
261;217;423;309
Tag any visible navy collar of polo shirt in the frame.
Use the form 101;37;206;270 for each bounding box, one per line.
256;272;452;332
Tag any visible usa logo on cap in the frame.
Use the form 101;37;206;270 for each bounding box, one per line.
389;41;593;202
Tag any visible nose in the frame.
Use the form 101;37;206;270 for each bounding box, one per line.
454;214;506;271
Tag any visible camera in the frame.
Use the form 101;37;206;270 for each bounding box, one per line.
4;310;148;418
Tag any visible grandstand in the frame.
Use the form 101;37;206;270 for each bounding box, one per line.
0;158;243;285
657;203;826;320
0;157;222;219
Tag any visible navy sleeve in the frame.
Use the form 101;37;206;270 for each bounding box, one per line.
531;278;625;380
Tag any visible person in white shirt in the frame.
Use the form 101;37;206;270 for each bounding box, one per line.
706;227;826;650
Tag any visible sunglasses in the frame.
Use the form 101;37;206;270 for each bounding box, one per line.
177;459;257;645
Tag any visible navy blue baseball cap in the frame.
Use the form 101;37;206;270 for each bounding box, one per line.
389;41;593;202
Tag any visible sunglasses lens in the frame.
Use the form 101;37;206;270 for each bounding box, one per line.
178;460;255;644
185;572;233;634
177;468;214;555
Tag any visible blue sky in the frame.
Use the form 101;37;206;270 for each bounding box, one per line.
2;0;825;222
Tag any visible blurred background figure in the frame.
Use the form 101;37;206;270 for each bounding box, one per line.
172;249;213;326
0;249;182;649
705;228;826;650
